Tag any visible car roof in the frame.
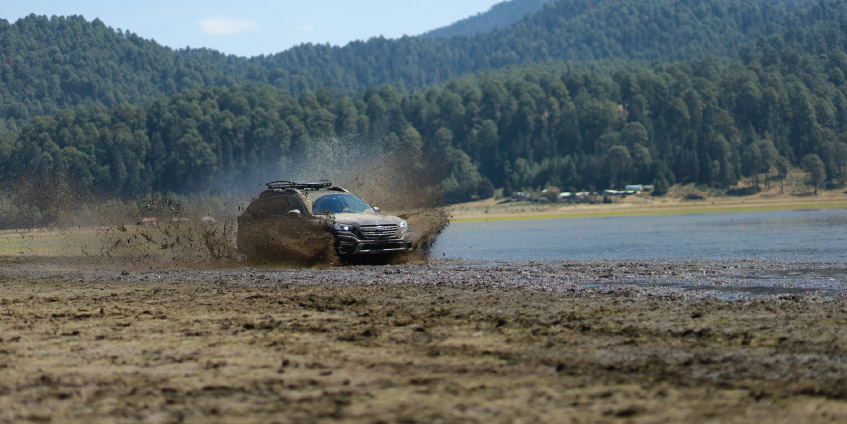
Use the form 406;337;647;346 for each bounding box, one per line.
253;188;355;215
257;187;348;200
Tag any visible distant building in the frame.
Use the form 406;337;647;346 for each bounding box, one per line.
604;189;638;196
625;184;654;192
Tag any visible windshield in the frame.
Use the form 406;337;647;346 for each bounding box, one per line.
312;193;374;214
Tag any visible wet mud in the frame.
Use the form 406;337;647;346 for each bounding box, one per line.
236;216;340;268
1;259;847;423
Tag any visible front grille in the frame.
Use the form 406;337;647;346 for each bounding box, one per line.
359;224;399;239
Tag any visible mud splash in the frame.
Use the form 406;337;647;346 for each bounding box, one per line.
237;135;452;266
97;196;241;269
236;214;339;268
321;142;452;262
93;144;451;269
3;135;452;269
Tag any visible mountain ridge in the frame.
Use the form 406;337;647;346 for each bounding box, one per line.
3;0;841;135
421;0;557;39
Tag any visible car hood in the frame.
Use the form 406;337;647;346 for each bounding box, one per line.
330;213;405;227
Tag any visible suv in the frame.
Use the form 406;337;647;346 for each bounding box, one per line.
237;180;412;260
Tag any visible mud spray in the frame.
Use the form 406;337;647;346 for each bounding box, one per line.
97;195;241;269
1;134;450;269
234;134;451;267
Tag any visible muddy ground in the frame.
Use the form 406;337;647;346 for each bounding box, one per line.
1;259;847;423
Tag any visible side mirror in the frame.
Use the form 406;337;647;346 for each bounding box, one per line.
287;210;302;218
373;207;380;213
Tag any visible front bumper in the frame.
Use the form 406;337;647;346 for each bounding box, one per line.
332;231;412;255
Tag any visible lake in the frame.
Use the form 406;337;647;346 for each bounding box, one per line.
435;208;847;262
433;208;847;298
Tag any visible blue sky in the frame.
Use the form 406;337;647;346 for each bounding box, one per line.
3;0;504;57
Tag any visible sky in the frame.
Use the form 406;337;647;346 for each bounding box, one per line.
2;0;505;57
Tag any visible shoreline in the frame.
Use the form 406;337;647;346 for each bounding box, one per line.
449;191;847;223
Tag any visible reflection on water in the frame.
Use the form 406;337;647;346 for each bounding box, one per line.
436;209;847;262
434;208;847;297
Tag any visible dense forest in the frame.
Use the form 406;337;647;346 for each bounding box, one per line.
3;0;847;135
421;0;555;39
262;0;831;93
5;36;847;211
2;0;847;227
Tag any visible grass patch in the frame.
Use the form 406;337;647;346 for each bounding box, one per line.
451;201;847;223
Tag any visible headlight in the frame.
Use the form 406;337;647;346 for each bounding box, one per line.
331;223;352;231
399;220;408;229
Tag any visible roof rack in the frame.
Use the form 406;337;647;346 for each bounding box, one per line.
266;180;332;191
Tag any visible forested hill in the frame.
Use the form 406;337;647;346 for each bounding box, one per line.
256;0;839;92
3;0;847;135
0;15;247;134
421;0;555;39
6;32;847;225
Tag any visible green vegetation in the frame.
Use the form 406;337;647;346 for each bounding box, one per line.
0;15;246;135
2;0;845;134
3;1;847;227
421;0;556;39
802;154;827;193
256;0;841;93
6;46;847;201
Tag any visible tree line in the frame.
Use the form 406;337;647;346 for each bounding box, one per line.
3;0;846;135
4;31;847;223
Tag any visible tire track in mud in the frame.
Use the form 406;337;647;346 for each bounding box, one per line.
2;262;847;423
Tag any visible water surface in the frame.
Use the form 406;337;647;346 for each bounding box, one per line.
435;208;847;262
433;208;847;297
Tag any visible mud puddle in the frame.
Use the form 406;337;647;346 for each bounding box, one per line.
441;259;847;299
633;261;847;298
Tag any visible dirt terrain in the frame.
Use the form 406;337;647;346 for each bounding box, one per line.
2;259;847;423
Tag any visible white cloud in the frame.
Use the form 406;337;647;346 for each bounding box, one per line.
295;25;315;33
199;16;259;35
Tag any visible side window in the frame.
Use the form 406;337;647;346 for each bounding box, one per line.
249;196;302;216
282;197;305;214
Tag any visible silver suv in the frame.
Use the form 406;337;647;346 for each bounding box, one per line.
237;180;412;261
